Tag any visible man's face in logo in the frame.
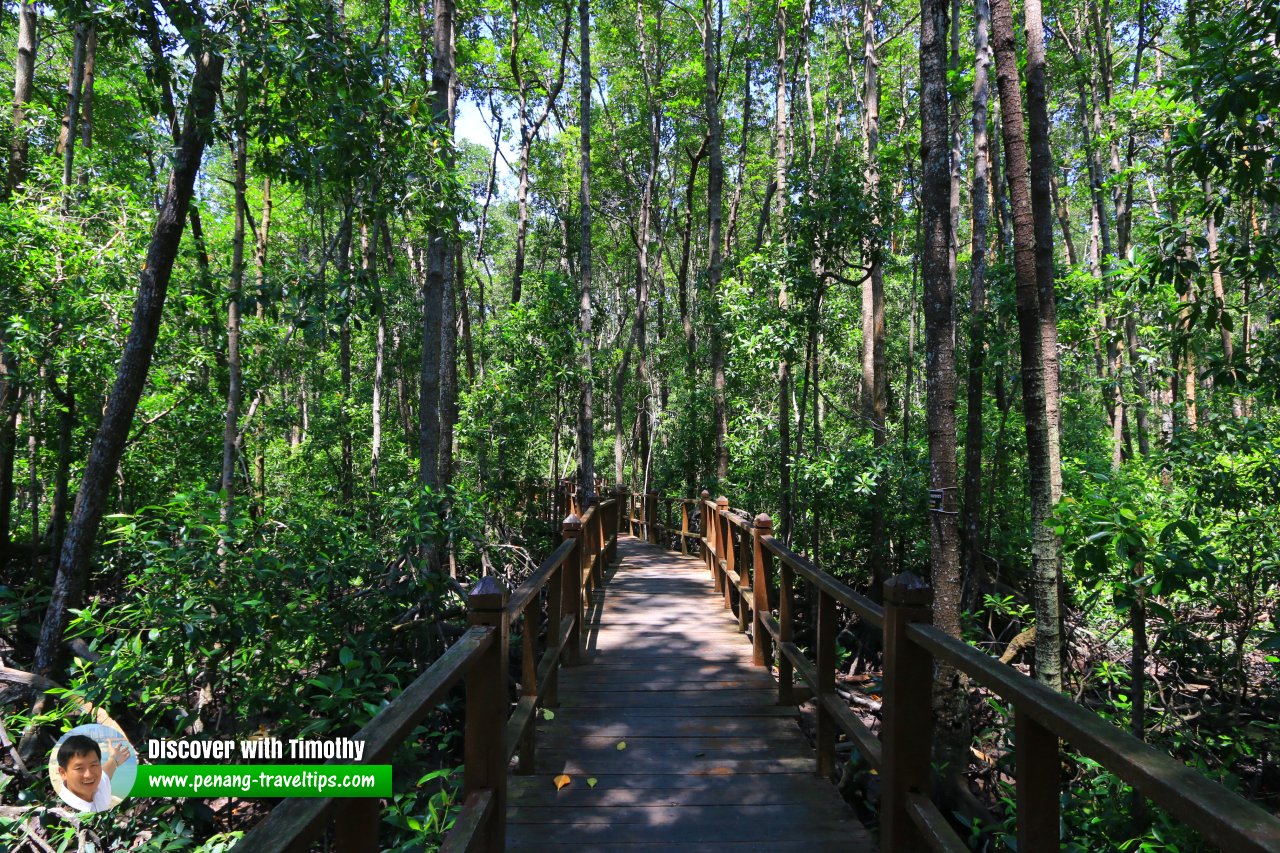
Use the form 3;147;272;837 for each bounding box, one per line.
58;750;102;801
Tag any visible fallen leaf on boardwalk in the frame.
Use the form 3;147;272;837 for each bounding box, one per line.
554;774;571;790
587;777;598;788
541;709;555;721
616;741;627;751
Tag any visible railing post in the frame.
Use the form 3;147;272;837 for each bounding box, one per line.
680;501;690;556
611;487;623;565
593;504;605;587
562;514;583;666
735;525;751;632
700;490;714;584
716;497;730;609
751;514;774;668
1016;709;1061;851
881;572;934;853
816;588;836;778
646;491;658;544
544;526;565;709
666;498;675;550
333;799;380;852
778;552;794;705
519;591;537;773
465;576;508;852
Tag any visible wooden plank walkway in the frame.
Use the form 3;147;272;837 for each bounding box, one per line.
506;536;874;851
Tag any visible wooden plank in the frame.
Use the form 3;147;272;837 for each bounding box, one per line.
508;841;861;852
506;815;858;845
520;754;820;775
563;650;757;665
578;650;759;664
535;735;809;756
528;716;800;739
557;688;780;708
506;775;835;807
509;803;857;827
530;704;798;718
555;676;775;692
557;672;773;686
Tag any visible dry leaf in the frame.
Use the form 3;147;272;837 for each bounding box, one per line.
587;777;598;788
554;774;571;790
616;741;627;751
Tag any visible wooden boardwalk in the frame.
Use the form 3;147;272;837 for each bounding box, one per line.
506;536;873;851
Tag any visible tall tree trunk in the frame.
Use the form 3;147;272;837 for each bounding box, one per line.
6;1;39;198
511;1;532;308
441;242;458;486
862;0;888;593
634;0;660;494
961;0;993;614
420;0;457;488
991;0;1062;691
1078;14;1125;468
47;377;74;564
1;0;37;557
704;0;728;483
338;204;355;506
58;20;90;193
0;375;16;574
1119;0;1152;447
576;0;596;503
34;48;224;677
989;96;1013;252
368;217;386;492
1024;0;1062;502
774;0;792;538
726;60;753;255
678;139;706;373
79;24;97;154
220;66;249;525
1204;179;1242;417
1050;171;1078;266
921;0;969;774
509;1;570;304
253;175;272;511
948;0;962;311
24;394;37;571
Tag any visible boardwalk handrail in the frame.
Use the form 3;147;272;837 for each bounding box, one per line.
233;493;620;853
663;490;1280;853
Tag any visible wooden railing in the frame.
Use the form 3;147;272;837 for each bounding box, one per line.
674;490;1280;853
233;495;620;853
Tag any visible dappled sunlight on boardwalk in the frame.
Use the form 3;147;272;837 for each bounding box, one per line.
506;536;873;851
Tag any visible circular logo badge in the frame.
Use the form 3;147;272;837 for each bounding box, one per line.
48;724;138;813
